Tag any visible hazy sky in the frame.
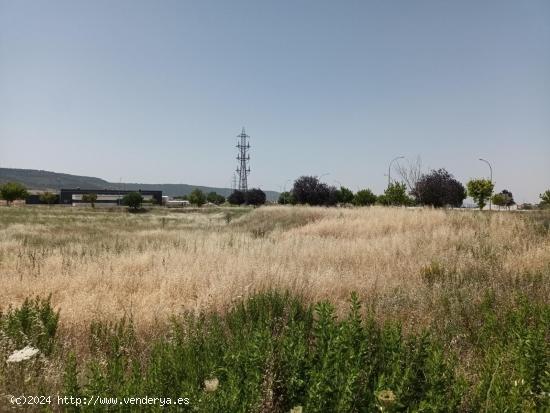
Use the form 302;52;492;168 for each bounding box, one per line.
1;0;549;202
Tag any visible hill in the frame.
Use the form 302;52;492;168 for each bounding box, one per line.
0;168;279;201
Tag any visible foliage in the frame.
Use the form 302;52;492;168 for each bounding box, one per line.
188;189;206;207
63;292;466;412
292;176;338;206
336;186;354;204
246;188;267;206
122;192;144;210
39;192;58;205
540;190;550;209
228;190;245;205
492;190;515;210
378;182;414;206
353;189;377;206
278;191;296;205
467;179;494;210
207;191;225;205
0;296;59;356
81;193;98;208
414;168;466;207
0;182;29;205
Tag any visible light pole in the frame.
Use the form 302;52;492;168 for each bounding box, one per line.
388;156;405;187
318;172;330;181
479;158;493;210
280;179;291;192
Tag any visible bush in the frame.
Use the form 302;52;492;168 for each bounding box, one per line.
245;188;266;206
378;182;414;206
39;192;58;205
122;192;144;210
336;186;354;204
467;179;494;210
353;189;377;206
278;191;296;205
207;192;225;205
81;193;97;208
539;190;550;209
0;182;28;205
188;189;206;207
292;176;338;206
414;168;466;207
228;190;245;205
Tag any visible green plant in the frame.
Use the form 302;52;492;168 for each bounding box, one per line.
467;179;494;210
39;191;58;205
122;192;144;210
0;182;29;205
188;188;206;207
82;193;98;208
540;190;550;209
353;188;377;206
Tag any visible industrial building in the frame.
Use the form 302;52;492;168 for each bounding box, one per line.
59;189;162;206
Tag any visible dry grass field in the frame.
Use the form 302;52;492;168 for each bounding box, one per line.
1;205;549;330
0;205;549;411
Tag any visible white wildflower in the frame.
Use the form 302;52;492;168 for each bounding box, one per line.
7;346;40;363
204;377;219;392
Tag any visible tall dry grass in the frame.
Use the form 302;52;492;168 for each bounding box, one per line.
0;205;548;334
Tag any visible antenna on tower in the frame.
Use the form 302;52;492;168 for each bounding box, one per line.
236;127;251;192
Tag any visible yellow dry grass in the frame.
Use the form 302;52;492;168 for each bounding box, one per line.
1;205;549;332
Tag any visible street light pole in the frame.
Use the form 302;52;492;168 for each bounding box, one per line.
479;158;493;210
388;156;405;187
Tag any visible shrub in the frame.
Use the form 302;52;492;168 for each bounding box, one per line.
0;182;28;205
467;179;494;210
228;190;245;205
81;193;97;208
122;192;143;210
378;182;414;206
539;190;550;209
278;191;296;205
353;189;377;206
292;176;338;206
246;188;267;206
336;186;354;204
39;192;58;205
207;192;225;205
188;189;206;207
414;168;466;207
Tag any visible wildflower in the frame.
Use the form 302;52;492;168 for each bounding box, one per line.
7;346;40;363
376;389;397;409
204;377;219;392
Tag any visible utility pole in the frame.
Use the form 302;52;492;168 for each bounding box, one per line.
236;127;251;192
388;156;405;186
479;158;493;210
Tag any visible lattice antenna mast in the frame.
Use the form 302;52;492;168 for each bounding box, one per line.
236;127;250;191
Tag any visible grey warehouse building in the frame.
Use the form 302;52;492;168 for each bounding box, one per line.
59;189;163;206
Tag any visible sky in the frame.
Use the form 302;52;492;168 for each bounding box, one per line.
1;0;549;203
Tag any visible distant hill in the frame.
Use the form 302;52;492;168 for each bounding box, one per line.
0;168;279;201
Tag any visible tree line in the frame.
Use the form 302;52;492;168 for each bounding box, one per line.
278;170;550;210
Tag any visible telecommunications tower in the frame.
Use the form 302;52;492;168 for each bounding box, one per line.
236;127;250;191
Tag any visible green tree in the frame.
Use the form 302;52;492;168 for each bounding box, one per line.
467;179;494;210
0;182;29;206
378;182;414;206
245;188;266;206
228;190;245;205
122;191;143;211
207;191;225;205
188;189;206;207
278;191;295;205
540;190;550;208
353;189;377;206
39;192;58;205
336;186;354;204
82;193;98;208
